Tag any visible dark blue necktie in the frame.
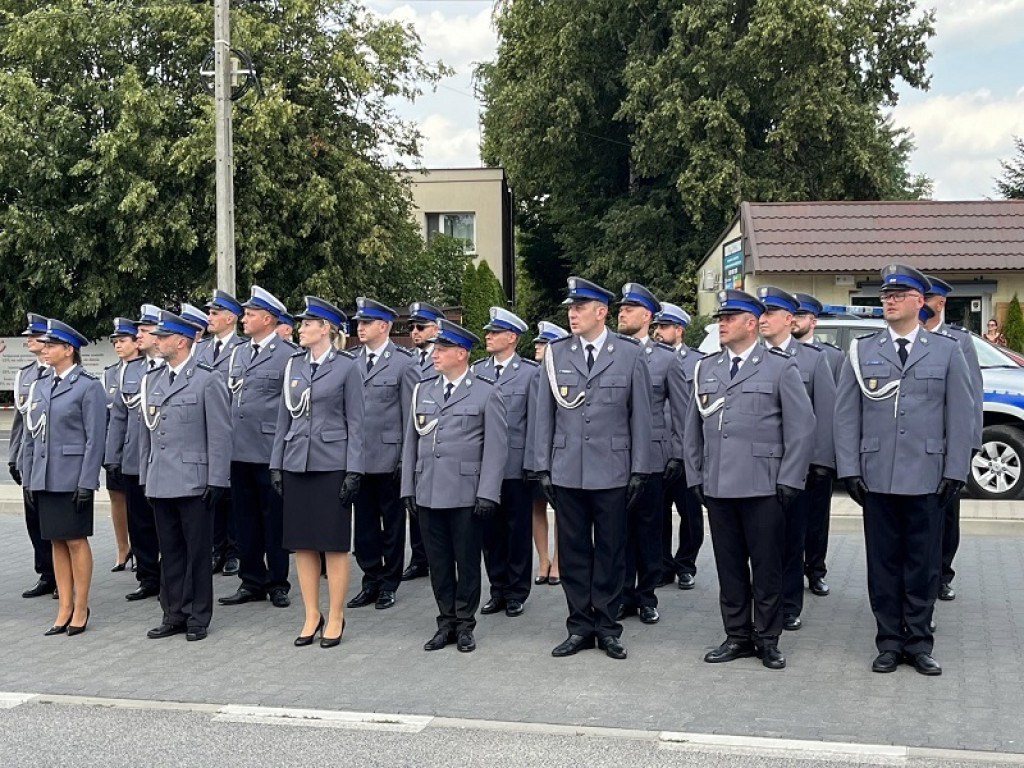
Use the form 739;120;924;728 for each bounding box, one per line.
310;362;319;378
730;356;741;378
444;382;454;402
896;338;909;366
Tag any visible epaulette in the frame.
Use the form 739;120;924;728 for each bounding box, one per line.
78;371;98;380
283;340;299;350
949;323;966;332
822;340;842;350
474;374;496;385
393;345;415;357
768;347;791;357
549;335;572;345
144;365;163;376
349;344;365;354
854;332;875;340
338;349;356;359
615;333;641;345
104;362;120;371
519;358;539;367
290;349;306;358
19;361;37;371
420;371;441;381
196;362;214;372
929;330;957;343
800;343;824;353
655;341;675;352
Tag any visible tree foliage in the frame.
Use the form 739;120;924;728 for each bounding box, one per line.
996;136;1024;200
383;233;472;309
461;260;507;361
477;0;934;320
0;0;445;337
1004;293;1024;354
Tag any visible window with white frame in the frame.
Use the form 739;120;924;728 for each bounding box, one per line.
426;213;476;254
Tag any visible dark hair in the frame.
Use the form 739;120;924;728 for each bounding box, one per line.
989;318;999;326
72;347;82;366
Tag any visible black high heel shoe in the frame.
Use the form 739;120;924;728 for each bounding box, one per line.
295;614;325;647
111;550;134;573
67;608;90;637
321;618;346;648
535;564;551;585
44;614;73;636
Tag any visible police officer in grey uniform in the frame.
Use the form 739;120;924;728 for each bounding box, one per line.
474;307;539;618
834;265;973;676
141;311;232;641
348;297;417;611
683;290;814;670
921;275;984;601
650;303;703;590
401;319;508;653
219;286;296;608
756;287;837;632
791;292;845;596
616;284;688;625
534;277;654;660
9;313;56;598
402;301;446;581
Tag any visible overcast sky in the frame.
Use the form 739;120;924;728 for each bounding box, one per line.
365;0;1024;200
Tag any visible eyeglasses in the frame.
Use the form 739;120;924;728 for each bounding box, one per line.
410;323;433;331
880;292;916;303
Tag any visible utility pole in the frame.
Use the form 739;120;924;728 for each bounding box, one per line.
213;0;236;295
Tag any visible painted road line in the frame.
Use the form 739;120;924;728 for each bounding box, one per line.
214;704;433;733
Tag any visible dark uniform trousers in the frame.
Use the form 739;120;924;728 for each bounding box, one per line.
863;491;942;655
419;505;482;633
408;507;429;570
212;490;237;562
482;478;533;603
232;461;290;595
152;496;213;630
940;493;960;585
556;486;627;639
124;473;160;592
662;481;703;579
802;471;832;583
623;473;664;609
23;487;54;582
354;473;406;593
706;495;785;643
782;479;818;619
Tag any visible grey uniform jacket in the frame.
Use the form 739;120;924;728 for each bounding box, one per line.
683;345;815;498
103;358;147;475
27;367;107;493
813;340;846;386
472;354;540;480
269;349;365;474
9;362;46;473
834;329;973;495
195;334;247;377
935;323;984;450
414;346;435;379
784;341;837;470
139;363;232;498
400;372;508;508
354;341;417;474
668;344;701;460
641;341;688;473
228;338;292;464
532;333;654;490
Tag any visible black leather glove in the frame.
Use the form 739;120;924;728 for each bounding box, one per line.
663;458;685;487
72;487;94;513
270;469;284;497
692;484;706;507
8;462;22;486
936;478;965;508
535;470;557;507
844;476;868;507
402;495;417;516
809;464;834;480
776;484;801;509
625;473;649;512
202;485;227;508
473;498;499;520
103;463;123;485
392;461;402;485
338;472;362;506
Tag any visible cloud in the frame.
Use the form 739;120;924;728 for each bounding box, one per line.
417;113;481;166
370;2;497;72
928;0;1024;49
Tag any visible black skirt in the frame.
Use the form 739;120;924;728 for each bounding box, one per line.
105;469;126;493
37;491;94;540
282;470;351;553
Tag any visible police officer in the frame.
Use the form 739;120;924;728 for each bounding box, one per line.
141;311;232;641
791;292;845;596
834;265;973;675
534;277;654;660
401;319;508;653
347;297;416;611
474;307;539;618
921;275;984;602
683;290;814;670
756;287;837;632
401;301;446;581
616;284;688;625
276;312;296;343
649;303;703;590
219;286;295;609
9;313;56;598
199;289;247;576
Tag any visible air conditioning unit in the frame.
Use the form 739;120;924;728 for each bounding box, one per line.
701;270;719;291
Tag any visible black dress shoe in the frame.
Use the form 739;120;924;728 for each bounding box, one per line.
678;573;695;590
375;590;396;610
402;563;429;581
211;554;226;574
147;623;186;639
125;586;159;601
347;588;379;608
457;630;476;652
222;557;240;576
186;627;208;642
321;619;346;648
66;608;90;637
872;650;901;673
809;577;830;596
270;590;291;608
912;652;942;676
639;606;660;624
551;634;595;657
759;644;785;669
939;582;956;601
218;588;266;606
783;615;802;631
598;635;627;660
44;615;73;636
481;597;506;615
295;615;325;646
424;629;456;651
704;639;757;663
22;579;57;599
547;575;561;586
616;605;638;621
505;599;524;617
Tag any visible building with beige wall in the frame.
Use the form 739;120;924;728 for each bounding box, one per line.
401;167;515;299
696;201;1024;332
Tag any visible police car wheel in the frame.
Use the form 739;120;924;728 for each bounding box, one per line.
967;425;1024;501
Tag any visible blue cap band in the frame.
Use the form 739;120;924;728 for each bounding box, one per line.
486;318;522;333
761;295;798;313
356;306;394;322
247;297;281;318
883;274;928;293
159;319;199;337
48;328;81;347
622;291;658;313
721;299;764;317
305;305;343;327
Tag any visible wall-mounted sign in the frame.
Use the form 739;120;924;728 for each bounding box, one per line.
722;238;743;290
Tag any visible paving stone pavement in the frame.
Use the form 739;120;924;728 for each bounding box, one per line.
0;509;1022;756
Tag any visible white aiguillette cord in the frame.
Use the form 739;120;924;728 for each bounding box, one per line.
410;381;438;436
848;336;901;417
692;358;726;429
283;355;311;419
544;343;585;409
